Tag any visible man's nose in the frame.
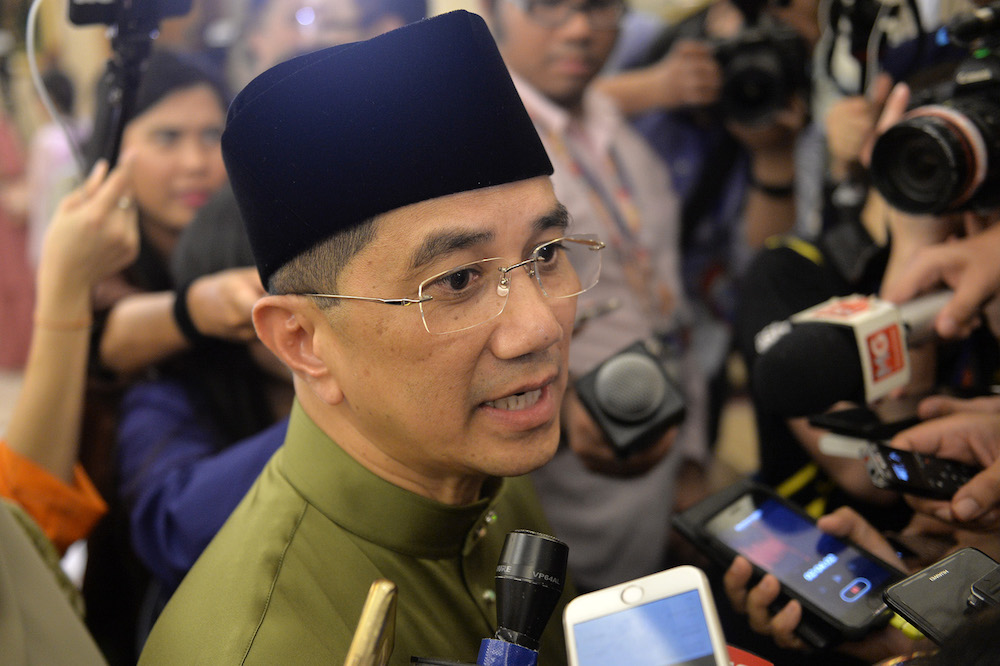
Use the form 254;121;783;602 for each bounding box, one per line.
489;267;565;360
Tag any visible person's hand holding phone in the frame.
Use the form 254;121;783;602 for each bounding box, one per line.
722;507;916;662
917;393;1000;419
891;412;1000;530
723;556;808;651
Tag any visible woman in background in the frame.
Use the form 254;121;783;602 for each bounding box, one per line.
75;50;243;665
0;105;32;368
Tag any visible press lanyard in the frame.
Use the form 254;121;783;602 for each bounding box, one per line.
538;121;676;323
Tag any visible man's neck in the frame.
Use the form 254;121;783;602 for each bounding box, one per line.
561;96;586;118
295;388;488;505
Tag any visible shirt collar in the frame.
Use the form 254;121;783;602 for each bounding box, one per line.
510;71;623;157
278;400;505;559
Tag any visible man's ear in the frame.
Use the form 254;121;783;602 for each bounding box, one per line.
253;295;344;405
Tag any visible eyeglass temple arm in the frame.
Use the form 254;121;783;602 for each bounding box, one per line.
303;294;430;306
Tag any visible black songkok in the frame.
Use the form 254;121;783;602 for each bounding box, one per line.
222;10;553;285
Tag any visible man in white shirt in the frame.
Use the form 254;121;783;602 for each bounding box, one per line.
483;0;710;592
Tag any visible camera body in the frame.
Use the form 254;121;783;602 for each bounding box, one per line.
714;19;810;126
69;0;192;28
869;6;1000;214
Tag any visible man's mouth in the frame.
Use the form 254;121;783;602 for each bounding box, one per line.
484;388;543;411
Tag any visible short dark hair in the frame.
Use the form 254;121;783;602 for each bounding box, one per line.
267;217;379;298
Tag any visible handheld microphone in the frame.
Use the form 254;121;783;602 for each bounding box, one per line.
574;340;686;458
411;530;568;666
478;530;568;666
752;291;952;416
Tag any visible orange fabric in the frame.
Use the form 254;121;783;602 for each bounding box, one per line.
0;440;107;554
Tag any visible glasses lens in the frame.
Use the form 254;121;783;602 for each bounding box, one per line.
417;236;603;334
534;236;603;298
419;258;507;334
525;0;622;28
586;0;624;28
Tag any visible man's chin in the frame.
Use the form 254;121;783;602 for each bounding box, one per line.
493;428;561;477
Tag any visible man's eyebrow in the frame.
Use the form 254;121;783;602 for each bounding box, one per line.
408;204;570;271
535;203;570;234
409;230;495;271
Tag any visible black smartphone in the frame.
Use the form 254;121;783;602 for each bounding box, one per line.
808;400;921;440
863;441;983;500
673;479;903;647
883;548;999;644
970;564;1000;609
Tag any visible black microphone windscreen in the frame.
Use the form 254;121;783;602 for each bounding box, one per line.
752;322;865;416
494;530;568;651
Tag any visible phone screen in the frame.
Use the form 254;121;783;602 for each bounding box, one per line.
704;494;896;632
571;589;717;666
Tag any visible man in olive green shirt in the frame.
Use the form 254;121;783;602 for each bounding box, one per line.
140;10;603;665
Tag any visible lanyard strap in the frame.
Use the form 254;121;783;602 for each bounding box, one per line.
537;119;678;325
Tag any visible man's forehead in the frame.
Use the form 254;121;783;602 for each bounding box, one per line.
367;181;566;265
408;209;568;271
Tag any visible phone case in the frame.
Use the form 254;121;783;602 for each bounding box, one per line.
883;547;999;644
672;478;901;647
563;566;730;666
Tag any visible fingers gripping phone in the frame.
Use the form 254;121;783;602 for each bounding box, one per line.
673;480;903;648
563;566;730;666
863;441;983;500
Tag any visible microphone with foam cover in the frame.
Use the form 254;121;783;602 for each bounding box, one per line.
574;340;686;458
753;322;865;416
751;291;952;416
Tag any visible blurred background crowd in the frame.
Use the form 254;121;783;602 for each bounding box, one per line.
1;0;999;662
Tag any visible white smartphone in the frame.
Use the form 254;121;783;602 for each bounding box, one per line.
563;565;730;666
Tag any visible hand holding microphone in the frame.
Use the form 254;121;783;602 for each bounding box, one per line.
880;220;1000;340
572;339;686;469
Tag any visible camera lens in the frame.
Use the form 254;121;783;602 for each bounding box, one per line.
721;50;787;125
870;106;987;214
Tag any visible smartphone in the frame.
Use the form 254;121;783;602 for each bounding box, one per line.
563;566;730;666
808;401;921;440
808;388;994;440
883;548;999;644
863;441;983;500
673;480;903;646
970;564;1000;609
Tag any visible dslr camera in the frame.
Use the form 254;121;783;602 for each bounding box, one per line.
714;10;811;126
869;2;1000;214
69;0;192;28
